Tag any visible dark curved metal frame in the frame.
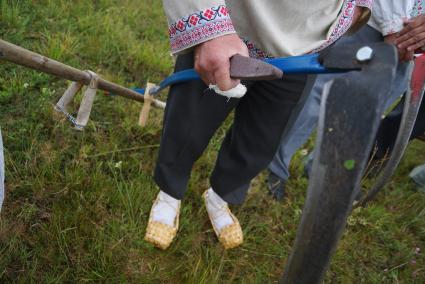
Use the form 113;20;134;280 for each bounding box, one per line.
280;44;403;283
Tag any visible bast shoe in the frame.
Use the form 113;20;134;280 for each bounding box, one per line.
203;189;243;249
144;191;181;250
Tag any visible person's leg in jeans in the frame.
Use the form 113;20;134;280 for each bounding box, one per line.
267;74;328;199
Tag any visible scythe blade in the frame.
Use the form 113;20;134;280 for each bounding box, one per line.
280;44;398;284
360;54;425;206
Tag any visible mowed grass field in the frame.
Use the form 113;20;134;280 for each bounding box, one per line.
1;1;425;282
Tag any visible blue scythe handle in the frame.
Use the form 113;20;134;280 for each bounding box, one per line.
131;54;337;96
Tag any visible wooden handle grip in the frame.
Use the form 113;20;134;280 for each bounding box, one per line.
229;54;283;80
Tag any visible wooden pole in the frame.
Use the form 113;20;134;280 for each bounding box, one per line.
0;39;165;109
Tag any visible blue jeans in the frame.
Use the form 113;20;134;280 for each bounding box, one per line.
269;25;412;181
0;128;4;212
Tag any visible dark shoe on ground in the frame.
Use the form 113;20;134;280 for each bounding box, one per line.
302;151;314;179
267;170;286;201
409;164;425;193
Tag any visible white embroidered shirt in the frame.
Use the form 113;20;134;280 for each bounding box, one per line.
163;0;372;58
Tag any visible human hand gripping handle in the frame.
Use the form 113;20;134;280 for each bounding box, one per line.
211;54;285;99
194;34;284;99
194;34;249;91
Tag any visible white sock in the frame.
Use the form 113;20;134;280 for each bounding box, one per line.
151;190;181;226
206;188;234;231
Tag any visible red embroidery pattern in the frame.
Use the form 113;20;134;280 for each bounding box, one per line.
243;39;272;59
412;0;424;17
169;5;235;53
167;1;371;56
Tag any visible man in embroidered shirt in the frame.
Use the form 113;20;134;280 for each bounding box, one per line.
144;1;372;250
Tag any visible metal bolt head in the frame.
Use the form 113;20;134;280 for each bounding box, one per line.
356;46;374;62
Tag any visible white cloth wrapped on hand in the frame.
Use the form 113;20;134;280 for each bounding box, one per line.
209;83;247;99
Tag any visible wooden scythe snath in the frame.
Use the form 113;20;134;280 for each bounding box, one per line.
0;39;165;129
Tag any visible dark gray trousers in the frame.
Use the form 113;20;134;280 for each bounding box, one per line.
154;52;309;204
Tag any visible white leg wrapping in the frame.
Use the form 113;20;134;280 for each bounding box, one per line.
151;190;181;226
205;188;234;231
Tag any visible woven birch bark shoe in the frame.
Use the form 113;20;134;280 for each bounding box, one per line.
203;188;243;249
144;191;181;250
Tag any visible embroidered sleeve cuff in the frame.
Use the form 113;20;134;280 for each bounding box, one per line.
356;0;372;10
168;5;236;55
380;19;406;36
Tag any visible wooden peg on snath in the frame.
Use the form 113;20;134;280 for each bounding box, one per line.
55;82;83;117
54;70;100;130
74;71;99;130
138;82;156;127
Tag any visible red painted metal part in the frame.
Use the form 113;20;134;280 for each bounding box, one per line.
412;54;425;103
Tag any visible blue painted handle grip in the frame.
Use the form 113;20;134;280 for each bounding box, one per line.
130;54;336;96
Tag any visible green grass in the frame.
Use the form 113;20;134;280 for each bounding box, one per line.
1;0;425;282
